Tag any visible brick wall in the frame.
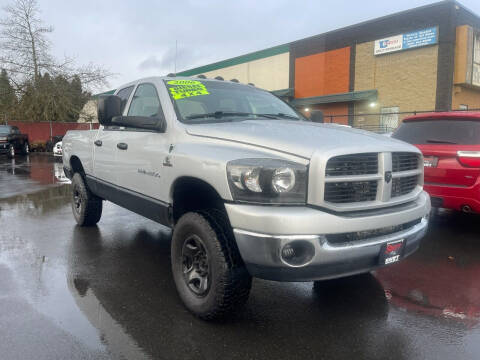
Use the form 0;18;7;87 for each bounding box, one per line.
452;86;480;110
354;41;439;127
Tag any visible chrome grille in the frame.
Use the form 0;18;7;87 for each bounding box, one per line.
392;175;418;198
325;153;378;176
322;151;421;208
324;180;377;204
392;152;419;172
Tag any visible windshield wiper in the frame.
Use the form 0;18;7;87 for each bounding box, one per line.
186;111;254;120
184;111;298;122
426;139;458;144
256;113;299;120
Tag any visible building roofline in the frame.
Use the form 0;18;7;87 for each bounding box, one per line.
289;1;458;47
176;1;478;77
453;0;480;20
176;43;289;76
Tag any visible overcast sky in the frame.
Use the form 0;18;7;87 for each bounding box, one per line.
1;0;479;91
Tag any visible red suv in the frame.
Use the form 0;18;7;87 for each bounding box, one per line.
393;112;480;213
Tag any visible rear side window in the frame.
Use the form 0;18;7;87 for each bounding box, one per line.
393;119;480;145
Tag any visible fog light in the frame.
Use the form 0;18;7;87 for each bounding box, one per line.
280;240;315;267
282;244;295;259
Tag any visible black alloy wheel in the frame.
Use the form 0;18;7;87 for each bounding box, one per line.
182;234;211;296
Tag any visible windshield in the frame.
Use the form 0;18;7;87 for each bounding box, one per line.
164;79;304;123
392;119;480;145
0;126;10;135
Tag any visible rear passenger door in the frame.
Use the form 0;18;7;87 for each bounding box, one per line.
93;86;134;185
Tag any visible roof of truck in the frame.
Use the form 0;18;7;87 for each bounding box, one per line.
403;112;480;122
99;76;257;96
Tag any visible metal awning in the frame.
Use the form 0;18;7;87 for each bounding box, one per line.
270;88;294;98
291;90;377;106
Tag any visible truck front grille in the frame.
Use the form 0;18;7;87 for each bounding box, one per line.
392;152;419;172
392;175;419;198
325;153;378;176
324;180;377;204
324;153;379;204
322;152;421;207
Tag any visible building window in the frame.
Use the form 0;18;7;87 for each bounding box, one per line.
473;31;480;87
380;106;399;131
459;104;468;110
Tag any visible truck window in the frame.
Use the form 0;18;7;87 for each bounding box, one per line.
393;119;480;145
165;80;303;123
127;83;162;118
116;86;134;113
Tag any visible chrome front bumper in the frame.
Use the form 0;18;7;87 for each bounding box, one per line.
226;191;430;282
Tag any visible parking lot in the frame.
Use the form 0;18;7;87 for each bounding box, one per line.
0;154;479;360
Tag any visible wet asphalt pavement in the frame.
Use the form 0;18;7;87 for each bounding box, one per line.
1;154;480;360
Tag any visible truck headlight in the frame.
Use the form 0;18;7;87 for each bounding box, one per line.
227;159;308;204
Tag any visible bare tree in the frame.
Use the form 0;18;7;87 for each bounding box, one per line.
0;0;112;91
0;0;53;82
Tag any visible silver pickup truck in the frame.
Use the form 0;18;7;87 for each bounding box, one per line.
63;76;430;319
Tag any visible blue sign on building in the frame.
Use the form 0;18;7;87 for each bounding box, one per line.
402;27;438;50
374;27;438;55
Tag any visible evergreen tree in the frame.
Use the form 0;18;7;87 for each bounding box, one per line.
0;69;17;121
18;73;90;122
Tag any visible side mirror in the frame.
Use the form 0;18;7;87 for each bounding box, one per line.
310;110;324;123
111;115;167;132
97;95;122;126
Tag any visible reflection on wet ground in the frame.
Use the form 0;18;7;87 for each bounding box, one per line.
1;155;480;359
0;153;69;199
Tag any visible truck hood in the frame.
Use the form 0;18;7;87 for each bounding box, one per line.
185;120;417;159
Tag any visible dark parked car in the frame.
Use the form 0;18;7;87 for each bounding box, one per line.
0;125;30;158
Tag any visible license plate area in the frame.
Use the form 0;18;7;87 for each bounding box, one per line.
379;239;405;265
423;156;438;168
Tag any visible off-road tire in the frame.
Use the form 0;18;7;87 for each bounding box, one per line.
7;145;15;159
171;210;252;320
71;173;103;226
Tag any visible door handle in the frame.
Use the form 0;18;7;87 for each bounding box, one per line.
94;140;102;147
117;142;128;150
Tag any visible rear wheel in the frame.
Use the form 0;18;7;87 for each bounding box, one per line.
71;173;103;226
7;145;15;159
171;210;252;320
21;142;29;155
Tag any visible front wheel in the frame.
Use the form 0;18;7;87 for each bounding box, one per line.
71;173;103;226
171;210;252;320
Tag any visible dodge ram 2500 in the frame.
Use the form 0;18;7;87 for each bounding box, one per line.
62;76;430;319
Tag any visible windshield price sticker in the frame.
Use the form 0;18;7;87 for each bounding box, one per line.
167;80;209;100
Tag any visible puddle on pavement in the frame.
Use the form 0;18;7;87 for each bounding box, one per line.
0;154;70;199
0;183;71;217
375;210;480;329
0;232;108;353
